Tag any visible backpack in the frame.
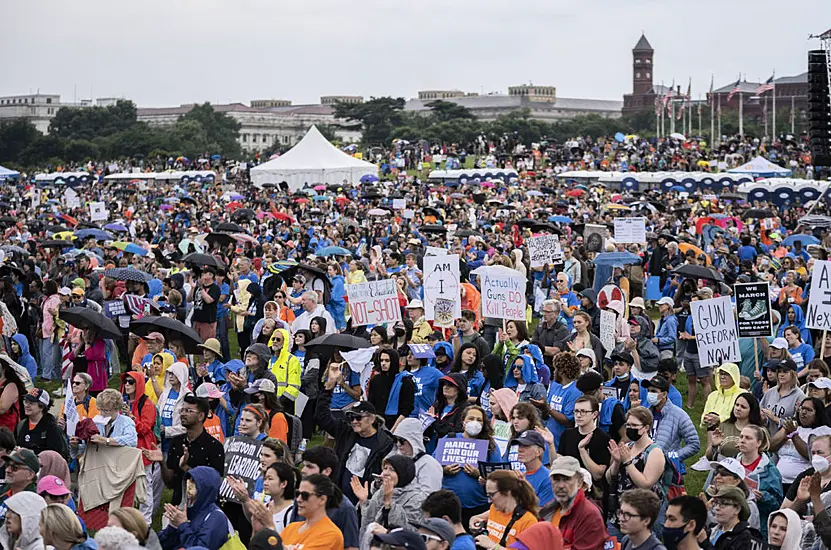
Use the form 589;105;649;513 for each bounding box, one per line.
284;412;303;454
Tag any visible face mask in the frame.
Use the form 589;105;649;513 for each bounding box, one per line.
646;392;661;406
616;373;629;381
662;524;690;550
813;455;830;473
626;427;642;442
465;421;483;437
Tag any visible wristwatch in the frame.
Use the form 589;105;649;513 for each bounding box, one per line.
106;438;112;446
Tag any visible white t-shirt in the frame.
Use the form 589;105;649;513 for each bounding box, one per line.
272;502;294;533
777;426;831;483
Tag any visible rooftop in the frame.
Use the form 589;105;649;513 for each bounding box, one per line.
404;94;621;112
633;34;653;52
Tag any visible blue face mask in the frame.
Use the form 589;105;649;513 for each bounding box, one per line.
646;392;661;406
616;373;629;381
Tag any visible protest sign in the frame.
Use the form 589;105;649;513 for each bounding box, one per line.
402;209;415;219
806;260;831;330
392;198;406;210
473;265;526;321
425;246;447;256
691;296;740;367
423;254;461;322
613;217;647;243
408;344;435;359
103;300;126;318
526;235;562;268
433;298;455;328
89;201;108;222
63;188;81;209
64;379;78;437
492;420;511;455
435;437;489;466
478;461;513;480
419;412;437;432
345;279;401;326
584;224;606;252
600;309;616;358
218;436;264;503
735;282;773;338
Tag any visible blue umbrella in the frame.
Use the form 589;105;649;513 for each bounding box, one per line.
74;228;112;241
592;252;642;267
228;193;244;201
210;154;222;161
104;223;128;233
313;195;331;202
548;215;573;224
316;246;353;257
670;186;686;193
360;174;379;183
614;132;626;143
782;234;820;247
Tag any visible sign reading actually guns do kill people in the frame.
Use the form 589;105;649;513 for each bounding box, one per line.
613;217;647;244
735;282;773;338
423;254;461;322
435;437;489;466
218;436;264;503
526;235;563;268
473;266;527;321
345;279;402;326
691;296;740;367
807;260;831;330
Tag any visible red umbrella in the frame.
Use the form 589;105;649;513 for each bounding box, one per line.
294;198;309;204
275;212;294;223
335;197;351;206
565;189;584;198
227;201;242;210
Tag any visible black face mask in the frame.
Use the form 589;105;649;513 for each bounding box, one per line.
626;427;643;442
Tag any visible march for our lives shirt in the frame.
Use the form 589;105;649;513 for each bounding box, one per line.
546;381;581;447
411;365;442;415
161;389;178;451
331;369;361;409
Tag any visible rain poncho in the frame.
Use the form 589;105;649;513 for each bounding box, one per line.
700;362;745;425
0;492;47;550
11;334;36;384
267;329;301;401
158;362;190;441
145;351;175;404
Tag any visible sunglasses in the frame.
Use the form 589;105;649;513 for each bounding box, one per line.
420;533;442;543
296;491;320;501
345;413;367;422
124;379;136;385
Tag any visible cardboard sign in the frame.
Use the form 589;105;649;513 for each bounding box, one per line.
478;461;513;480
64;379;79;437
492;420;511;455
63;188;81;209
806;260;831;330
613;217;647;244
425;246;447;256
473;265;526;321
218;436;264;503
735;282;773;338
392;198;406;210
691;296;740;367
584;224;607;252
89;201;108;222
345;279;402;326
435;437;489;466
600;309;616;358
423;254;461;322
526;235;562;268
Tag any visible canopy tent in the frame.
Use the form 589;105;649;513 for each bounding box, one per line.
727;156;792;178
0;166;20;182
250;126;377;191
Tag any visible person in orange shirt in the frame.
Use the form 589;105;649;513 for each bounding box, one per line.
196;383;226;444
244;379;289;444
58;372;98;429
470;470;539;549
280;474;345;550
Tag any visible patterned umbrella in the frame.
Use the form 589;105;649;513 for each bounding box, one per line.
110;241;148;256
102;267;152;283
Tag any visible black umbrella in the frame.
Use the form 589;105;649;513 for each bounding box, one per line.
0;216;18;226
419;225;448;234
76;222;101;229
130;316;203;354
214;222;245;233
60;307;122;340
183;253;226;270
471;193;487;205
180;196;198;206
530;222;562;234
231;208;256;222
46;225;69;233
102;267;153;283
205;233;235;247
456;229;482;238
41;240;74;248
515;219;537;228
672;264;724;282
743;208;774;219
305;333;371;352
261;182;279;188
422;207;443;219
719;193;744;201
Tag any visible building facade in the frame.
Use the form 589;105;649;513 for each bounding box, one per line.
622;34;657;114
320;95;363;105
0;93;62;133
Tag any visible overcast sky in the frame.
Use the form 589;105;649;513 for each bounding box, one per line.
2;0;830;108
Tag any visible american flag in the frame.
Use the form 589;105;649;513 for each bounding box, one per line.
708;75;714;106
727;78;742;102
756;75;775;95
654;96;662;116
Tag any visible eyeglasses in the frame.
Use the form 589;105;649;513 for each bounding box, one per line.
542;309;555;314
124;379;136;385
574;409;594;416
486;491;499;499
296;491;320;501
711;499;738;509
625;424;644;430
420;533;442;543
71;381;83;386
616;510;643;521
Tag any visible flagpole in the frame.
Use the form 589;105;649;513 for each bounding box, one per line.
671;98;675;135
698;96;702;137
717;94;722;143
772;71;777;141
764;95;768;138
710;94;714;144
791;95;795;134
739;92;744;137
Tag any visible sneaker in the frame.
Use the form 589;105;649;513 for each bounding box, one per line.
51;387;63;398
738;299;754;320
744;300;767;321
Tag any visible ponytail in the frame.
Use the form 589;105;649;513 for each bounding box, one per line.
487;470;539;517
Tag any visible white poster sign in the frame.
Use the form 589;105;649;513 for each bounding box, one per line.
473;265;526;321
600;309;616;358
64;378;78;437
613;217;647;243
423;254;461;322
425;246;448;257
392;198;406;210
691;296;741;367
402;209;415;219
526;235;562;268
345;279;402;326
807;260;831;330
63;188;81;209
89;201;108;222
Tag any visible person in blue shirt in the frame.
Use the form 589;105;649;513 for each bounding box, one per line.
657;358;684;408
450;343;485;403
421;490;477;550
738;236;758;263
537;352;582;447
215;270;231;361
330;356;362;410
503;355;546;403
405;348;443;416
195;338;225;386
778;303;812;345
510;430;554;507
783;325;815;376
653;296;678;359
325;263;346;332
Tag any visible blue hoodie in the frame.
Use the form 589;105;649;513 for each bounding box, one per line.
778;304;812;345
12;334;36;383
519;344;550;387
159;466;231;550
431;342;454;374
504;356;547;403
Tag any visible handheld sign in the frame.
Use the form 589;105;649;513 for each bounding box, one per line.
64;379;79;437
435;437;488;466
613;217;647;244
425;246;448;257
526;235;563;268
807;260;831;331
218;436;264;503
691;296;740;367
423;254;461;323
89;201;108;222
492;420;511;455
735;282;773;338
600;309;616;358
392;198;407;210
345;279;402;326
472;265;526;321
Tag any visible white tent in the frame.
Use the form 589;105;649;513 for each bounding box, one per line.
250;126;377;190
727;156;792;178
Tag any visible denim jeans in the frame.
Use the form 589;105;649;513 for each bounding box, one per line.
39;337;59;381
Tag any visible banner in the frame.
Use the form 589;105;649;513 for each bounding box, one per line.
345;279;402;326
218;436;264;503
425;246;447;257
473;266;526;321
64;378;78;437
600;309;616;358
735;282;773;338
526;235;562;268
613;217;647;244
423;254;461;323
435;437;489;466
691;296;740;367
89;201;108;222
392;198;406;210
806;260;831;330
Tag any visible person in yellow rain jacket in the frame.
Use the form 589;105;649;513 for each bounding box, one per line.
268;329;301;411
145;351;175;404
700;362;746;429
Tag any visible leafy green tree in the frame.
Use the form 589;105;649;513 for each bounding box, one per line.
333;97;406;146
20;135;65;166
425;100;476;123
49;99;137;140
0;119;40;164
180;103;241;157
64;139;100;162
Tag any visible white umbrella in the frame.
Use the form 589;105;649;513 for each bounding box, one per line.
368;209;389;217
670;133;686;141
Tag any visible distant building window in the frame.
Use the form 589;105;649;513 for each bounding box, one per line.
46;98;52;104
646;72;651;78
252;134;258;143
635;59;642;64
646;59;651;64
242;134;248;142
636;72;641;79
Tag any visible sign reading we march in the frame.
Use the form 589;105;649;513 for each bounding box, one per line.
691;296;740;367
807;260;831;330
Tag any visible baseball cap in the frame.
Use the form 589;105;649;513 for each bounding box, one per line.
511;430;546;449
610;350;634;366
809;377;831;390
373;528;427;550
549;455;581;478
8;448;39;474
24;388;50;408
773;358;798;372
249;529;283;550
71;287;84;297
710;457;746;481
576;370;603;393
413;518;455;544
641;375;670;392
195;383;223;399
37;475;71;496
244;379;276;394
345;400;377;417
144;332;165;342
292;274;306;284
58;286;71;296
71;277;86;289
656;297;675;308
770;337;788;350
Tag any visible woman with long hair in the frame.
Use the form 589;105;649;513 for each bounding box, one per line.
760;360;805;434
503;402;547;471
369;326;391;350
66;328;108;395
707;392;765;460
469;470;540;549
0;357;25;432
451;343;485;403
426;374;469;446
493;320;529;368
770;396;830;489
280;474;345;550
367;349;414;430
736;424;783;537
783;325;815;377
479;354;505;419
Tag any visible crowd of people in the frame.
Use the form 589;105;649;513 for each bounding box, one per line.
0;131;826;550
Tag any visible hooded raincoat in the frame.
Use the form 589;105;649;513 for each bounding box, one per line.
778;304;812;345
159;466;231;550
701;363;746;426
121;371;158;465
766;508;802;550
158;362;190;443
11;334;36;386
267;329;301;401
503;355;547;403
0;492;47;550
388;418;443;494
145;351;175;404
